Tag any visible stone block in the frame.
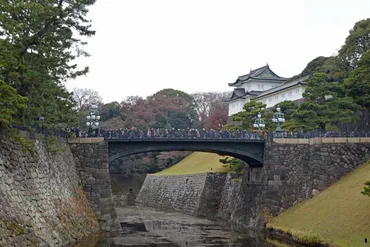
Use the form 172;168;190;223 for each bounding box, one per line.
100;206;116;217
360;138;370;143
268;180;282;186
309;138;322;145
284;139;299;144
311;189;320;196
67;138;81;144
298;139;309;144
321;138;334;143
334;137;347;143
347;137;360;143
273;139;286;144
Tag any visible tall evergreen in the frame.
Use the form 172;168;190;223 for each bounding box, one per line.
0;0;96;129
339;18;370;68
290;73;359;131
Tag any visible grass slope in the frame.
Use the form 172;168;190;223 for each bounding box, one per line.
268;161;370;247
154;152;231;175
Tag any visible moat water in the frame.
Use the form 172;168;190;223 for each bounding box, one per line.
80;207;299;247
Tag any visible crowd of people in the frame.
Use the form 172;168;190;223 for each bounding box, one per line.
9;124;370;140
99;128;266;140
71;127;370;140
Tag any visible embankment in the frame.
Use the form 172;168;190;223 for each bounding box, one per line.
267;160;370;247
0;131;99;247
136;139;370;231
136;173;227;218
135;170;264;230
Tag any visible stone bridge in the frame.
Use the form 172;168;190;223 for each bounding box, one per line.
108;139;265;167
68;137;370;230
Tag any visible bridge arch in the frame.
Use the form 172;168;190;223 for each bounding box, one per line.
108;140;265;167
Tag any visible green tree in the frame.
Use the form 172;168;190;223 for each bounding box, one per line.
301;56;350;82
362;181;370;197
268;101;298;130
339;18;370;68
149;88;198;129
276;101;298;121
0;0;95;128
0;80;27;127
225;100;267;130
219;157;244;174
290;73;359;130
100;102;122;122
344;49;370;111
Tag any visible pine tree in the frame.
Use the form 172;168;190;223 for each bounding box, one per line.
0;0;96;128
290;73;359;131
225;100;267;131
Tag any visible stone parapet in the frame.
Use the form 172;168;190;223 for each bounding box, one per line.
273;137;370;144
68;137;104;144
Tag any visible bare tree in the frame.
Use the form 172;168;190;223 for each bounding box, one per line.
72;87;103;112
192;92;229;128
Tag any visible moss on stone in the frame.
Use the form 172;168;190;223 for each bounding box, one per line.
2;219;25;235
26;238;38;247
43;135;66;153
7;129;35;154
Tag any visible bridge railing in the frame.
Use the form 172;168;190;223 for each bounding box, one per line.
99;129;370;141
8;125;370;141
101;129;265;141
277;130;370;139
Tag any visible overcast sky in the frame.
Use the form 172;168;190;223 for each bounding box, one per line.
66;0;370;103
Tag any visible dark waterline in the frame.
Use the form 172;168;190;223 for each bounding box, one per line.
82;207;299;247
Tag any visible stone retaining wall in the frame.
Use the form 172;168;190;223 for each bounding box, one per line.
136;173;227;217
264;142;370;215
0;132;99;247
136;141;370;231
69;142;117;231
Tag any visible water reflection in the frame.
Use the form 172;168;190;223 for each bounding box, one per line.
89;207;297;247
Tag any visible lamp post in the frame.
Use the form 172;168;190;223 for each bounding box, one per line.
37;116;44;133
253;112;265;131
272;105;285;138
86;104;100;137
38;116;44;127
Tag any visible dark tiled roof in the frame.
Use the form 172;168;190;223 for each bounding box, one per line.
223;89;263;102
228;65;288;86
252;74;310;99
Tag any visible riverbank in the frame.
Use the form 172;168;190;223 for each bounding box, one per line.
136;143;370;246
267;161;370;247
